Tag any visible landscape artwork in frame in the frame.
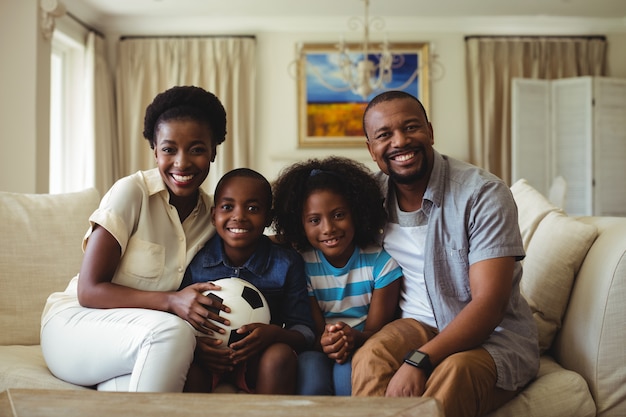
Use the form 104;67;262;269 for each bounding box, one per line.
297;42;430;148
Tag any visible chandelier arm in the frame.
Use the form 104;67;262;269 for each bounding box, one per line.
307;63;354;93
391;69;420;91
299;0;440;101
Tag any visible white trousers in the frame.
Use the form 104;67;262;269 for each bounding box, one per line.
41;307;197;392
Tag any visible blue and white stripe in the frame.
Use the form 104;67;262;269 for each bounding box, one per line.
302;245;402;331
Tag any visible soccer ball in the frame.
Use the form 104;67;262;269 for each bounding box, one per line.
201;277;271;348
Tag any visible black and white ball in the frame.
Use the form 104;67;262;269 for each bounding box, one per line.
201;277;271;348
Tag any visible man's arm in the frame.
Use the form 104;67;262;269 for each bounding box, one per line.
385;256;514;397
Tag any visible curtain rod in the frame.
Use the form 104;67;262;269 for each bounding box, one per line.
465;35;606;41
67;12;105;38
120;35;256;40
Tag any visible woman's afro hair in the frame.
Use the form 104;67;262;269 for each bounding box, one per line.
272;156;386;251
143;85;227;149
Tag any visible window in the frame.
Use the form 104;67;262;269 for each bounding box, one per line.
49;21;93;193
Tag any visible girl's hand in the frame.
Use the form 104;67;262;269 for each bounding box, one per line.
170;282;231;335
321;322;355;364
228;323;278;365
194;336;235;374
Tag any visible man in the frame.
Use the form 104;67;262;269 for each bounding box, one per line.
352;91;539;417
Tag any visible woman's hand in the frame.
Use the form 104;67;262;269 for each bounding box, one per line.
170;282;231;335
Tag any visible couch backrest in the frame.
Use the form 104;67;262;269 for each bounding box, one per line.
0;188;100;345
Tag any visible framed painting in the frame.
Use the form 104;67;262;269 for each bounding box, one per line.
297;42;430;148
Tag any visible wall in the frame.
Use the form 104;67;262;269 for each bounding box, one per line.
256;31;467;181
255;27;626;182
1;3;625;191
0;0;51;193
607;33;626;76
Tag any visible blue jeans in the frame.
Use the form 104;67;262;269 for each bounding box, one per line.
297;350;352;396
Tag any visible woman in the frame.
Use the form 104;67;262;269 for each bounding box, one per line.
41;85;230;392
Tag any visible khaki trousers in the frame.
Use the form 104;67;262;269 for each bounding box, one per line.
352;318;519;417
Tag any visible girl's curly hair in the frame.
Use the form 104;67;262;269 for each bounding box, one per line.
272;156;386;251
143;85;227;149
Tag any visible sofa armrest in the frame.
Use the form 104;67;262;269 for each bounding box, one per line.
553;216;626;417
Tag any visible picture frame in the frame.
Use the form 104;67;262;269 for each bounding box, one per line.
297;42;430;148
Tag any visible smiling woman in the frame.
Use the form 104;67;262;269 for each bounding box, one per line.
115;36;255;194
39;86;230;393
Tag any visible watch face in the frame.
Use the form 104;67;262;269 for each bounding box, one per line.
407;350;427;363
404;350;432;374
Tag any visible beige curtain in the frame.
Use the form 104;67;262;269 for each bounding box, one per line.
87;32;119;195
115;37;256;193
465;36;606;184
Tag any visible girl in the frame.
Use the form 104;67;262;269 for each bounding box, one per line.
40;85;231;392
272;156;402;396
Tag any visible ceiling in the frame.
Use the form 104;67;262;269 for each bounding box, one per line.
62;0;626;34
65;0;626;19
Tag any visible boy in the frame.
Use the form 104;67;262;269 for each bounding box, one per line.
181;168;315;394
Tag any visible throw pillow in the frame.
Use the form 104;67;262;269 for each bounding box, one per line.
510;179;561;249
518;208;598;353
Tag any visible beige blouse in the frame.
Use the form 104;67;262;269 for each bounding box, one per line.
41;168;215;326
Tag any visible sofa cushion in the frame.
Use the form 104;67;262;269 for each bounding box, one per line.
0;345;88;391
0;188;100;346
511;179;598;353
486;356;596;417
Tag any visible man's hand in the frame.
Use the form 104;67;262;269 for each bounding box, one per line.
385;363;427;397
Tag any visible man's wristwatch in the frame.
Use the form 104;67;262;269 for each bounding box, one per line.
403;349;433;376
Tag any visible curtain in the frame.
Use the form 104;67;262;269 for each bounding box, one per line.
115;37;256;193
86;32;119;195
52;30;117;195
465;36;606;184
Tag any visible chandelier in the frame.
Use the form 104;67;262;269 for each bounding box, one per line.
337;0;392;99
305;0;420;100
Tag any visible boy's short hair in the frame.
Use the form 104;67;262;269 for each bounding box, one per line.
214;168;273;211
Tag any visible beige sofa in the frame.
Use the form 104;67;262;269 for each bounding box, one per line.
1;181;625;417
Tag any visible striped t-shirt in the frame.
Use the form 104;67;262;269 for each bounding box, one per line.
301;245;403;331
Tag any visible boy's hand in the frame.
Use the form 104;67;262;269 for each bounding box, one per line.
228;323;277;364
172;282;231;335
194;336;235;374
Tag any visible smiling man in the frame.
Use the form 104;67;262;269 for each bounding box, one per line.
352;91;539;417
